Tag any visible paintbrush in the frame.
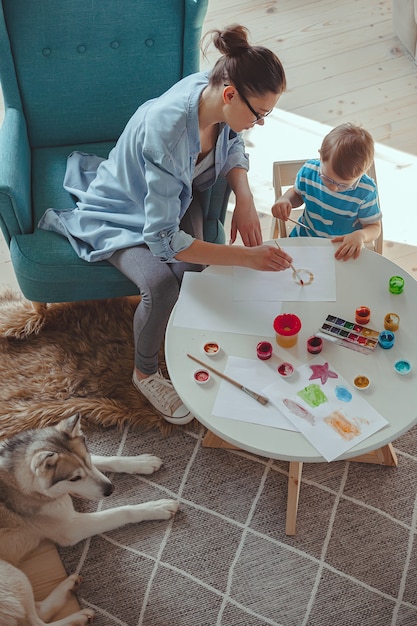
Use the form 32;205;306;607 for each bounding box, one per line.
187;354;269;406
287;216;313;232
274;240;304;286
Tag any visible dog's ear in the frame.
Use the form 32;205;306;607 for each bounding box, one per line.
31;451;59;475
55;413;83;438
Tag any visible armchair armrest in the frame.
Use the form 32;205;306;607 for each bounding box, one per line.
0;107;31;244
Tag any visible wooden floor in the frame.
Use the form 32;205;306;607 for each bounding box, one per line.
1;0;417;291
202;0;417;156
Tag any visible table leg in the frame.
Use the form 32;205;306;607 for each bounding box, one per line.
202;430;240;449
201;432;398;534
350;443;398;467
286;461;303;535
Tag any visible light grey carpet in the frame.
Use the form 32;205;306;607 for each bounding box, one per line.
58;422;417;626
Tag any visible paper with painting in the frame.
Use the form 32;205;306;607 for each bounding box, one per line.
263;357;389;461
232;243;336;302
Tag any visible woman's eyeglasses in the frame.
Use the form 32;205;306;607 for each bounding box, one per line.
224;84;273;123
319;169;359;191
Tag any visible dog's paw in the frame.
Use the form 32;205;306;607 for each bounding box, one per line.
74;608;95;624
132;454;163;474
145;498;179;520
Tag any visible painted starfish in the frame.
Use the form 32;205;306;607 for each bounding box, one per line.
309;362;338;385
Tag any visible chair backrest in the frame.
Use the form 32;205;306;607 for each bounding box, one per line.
271;159;383;254
0;0;208;148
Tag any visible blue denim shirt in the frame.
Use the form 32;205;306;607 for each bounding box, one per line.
38;72;249;262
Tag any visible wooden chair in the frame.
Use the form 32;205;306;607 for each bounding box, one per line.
270;159;383;254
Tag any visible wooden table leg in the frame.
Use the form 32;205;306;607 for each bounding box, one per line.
201;431;397;535
349;443;398;467
202;430;240;449
286;461;303;535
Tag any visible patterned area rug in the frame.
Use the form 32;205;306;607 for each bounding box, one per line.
58;423;417;626
0;291;178;439
2;290;417;624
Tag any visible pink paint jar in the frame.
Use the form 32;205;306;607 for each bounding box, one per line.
256;341;273;360
273;314;302;348
307;335;323;354
355;306;371;325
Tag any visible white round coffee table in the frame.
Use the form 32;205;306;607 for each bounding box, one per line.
165;239;416;532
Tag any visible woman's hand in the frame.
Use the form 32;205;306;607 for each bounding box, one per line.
244;243;293;271
230;194;262;246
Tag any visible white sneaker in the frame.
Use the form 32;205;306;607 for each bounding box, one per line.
132;370;194;425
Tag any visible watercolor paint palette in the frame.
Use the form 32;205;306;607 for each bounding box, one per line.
317;314;380;354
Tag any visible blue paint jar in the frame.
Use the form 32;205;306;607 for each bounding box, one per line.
394;360;412;376
378;330;395;349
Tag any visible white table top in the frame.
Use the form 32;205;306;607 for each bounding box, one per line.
165;239;416;462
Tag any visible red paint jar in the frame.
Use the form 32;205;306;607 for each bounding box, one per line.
194;369;210;384
256;341;273;360
355;306;371;326
307;335;323;354
277;362;295;378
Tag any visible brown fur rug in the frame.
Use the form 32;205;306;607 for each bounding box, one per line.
0;291;188;440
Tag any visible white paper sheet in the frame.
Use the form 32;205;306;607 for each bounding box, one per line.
211;356;297;431
263;357;389;461
233;244;336;302
172;271;282;335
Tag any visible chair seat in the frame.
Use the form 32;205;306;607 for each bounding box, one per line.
10;141;139;302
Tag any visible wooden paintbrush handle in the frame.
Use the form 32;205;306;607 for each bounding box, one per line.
187;354;269;405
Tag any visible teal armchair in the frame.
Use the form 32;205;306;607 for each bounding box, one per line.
0;0;230;305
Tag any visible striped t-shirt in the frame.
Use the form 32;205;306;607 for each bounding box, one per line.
289;159;382;238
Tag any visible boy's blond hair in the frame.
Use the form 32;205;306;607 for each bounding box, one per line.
320;123;374;180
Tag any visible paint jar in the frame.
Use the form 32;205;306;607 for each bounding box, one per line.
394;360;412;376
193;369;210;384
273;314;302;348
389;275;405;294
307;335;323;354
203;341;220;357
384;313;400;332
277;362;295;378
378;330;395;349
353;375;370;390
256;341;273;360
355;305;371;325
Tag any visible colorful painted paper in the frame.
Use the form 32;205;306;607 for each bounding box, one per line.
263;357;389;461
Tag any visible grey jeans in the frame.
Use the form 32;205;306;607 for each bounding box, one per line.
108;198;205;375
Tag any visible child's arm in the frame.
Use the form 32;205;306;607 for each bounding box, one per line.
332;222;382;261
271;187;304;221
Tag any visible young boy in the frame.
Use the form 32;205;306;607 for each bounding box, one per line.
271;123;382;260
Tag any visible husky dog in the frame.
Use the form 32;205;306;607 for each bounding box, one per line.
0;415;179;625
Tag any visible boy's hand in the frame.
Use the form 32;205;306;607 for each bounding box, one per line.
271;197;292;221
332;231;366;260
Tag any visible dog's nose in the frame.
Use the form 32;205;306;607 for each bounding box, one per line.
103;482;114;497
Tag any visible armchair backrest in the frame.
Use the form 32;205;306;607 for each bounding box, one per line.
0;0;208;148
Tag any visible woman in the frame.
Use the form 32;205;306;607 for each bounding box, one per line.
39;24;292;425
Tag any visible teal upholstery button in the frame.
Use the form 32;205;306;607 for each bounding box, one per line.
145;38;154;47
42;48;51;56
77;45;86;54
